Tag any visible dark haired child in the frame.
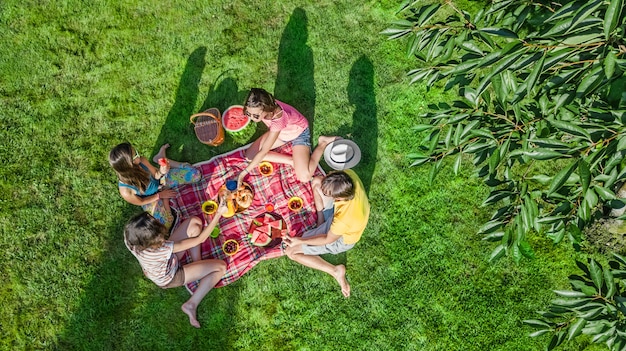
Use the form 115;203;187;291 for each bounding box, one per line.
124;206;227;328
284;168;370;298
109;142;200;229
237;88;336;185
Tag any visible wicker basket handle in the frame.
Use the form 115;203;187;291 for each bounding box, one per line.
190;108;221;125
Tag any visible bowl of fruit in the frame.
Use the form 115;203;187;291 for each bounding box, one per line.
222;239;239;256
201;200;218;215
288;197;304;212
258;161;274;176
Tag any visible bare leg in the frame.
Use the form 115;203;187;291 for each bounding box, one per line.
244;132;293;165
169;217;203;262
153;143;185;168
286;246;350;297
181;259;227;328
291;135;338;182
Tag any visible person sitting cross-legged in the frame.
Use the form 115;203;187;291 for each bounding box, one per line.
283;169;370;297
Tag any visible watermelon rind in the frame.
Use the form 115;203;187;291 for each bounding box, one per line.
223;105;250;133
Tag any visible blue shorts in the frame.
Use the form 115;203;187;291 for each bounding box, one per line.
283;127;311;148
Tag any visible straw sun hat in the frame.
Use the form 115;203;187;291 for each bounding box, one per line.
323;139;362;170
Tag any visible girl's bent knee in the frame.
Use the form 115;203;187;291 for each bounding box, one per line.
295;170;312;183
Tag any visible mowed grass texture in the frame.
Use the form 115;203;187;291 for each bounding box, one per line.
0;1;603;350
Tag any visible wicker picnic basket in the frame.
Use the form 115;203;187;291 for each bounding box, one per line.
190;108;224;146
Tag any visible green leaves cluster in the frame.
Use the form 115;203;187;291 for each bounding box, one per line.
524;254;626;350
385;0;626;261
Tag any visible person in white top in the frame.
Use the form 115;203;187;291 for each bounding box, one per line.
124;204;228;328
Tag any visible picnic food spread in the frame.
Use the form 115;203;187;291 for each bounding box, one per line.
170;142;323;290
248;213;288;247
218;182;254;217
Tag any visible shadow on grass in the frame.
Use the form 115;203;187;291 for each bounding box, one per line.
56;48;238;350
335;56;377;195
274;8;316;134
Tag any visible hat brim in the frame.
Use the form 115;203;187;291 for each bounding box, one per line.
324;139;362;170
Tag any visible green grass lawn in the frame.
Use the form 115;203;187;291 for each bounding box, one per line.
0;1;605;350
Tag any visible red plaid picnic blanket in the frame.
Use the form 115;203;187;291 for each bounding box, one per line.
171;143;324;291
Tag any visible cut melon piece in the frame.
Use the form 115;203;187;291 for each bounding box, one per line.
253;232;271;246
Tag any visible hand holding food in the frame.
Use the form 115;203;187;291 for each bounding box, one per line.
158;189;176;199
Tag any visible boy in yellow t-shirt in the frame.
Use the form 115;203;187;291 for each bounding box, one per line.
284;169;370;297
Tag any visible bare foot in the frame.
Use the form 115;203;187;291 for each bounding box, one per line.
333;264;350;298
153;143;170;163
181;301;201;328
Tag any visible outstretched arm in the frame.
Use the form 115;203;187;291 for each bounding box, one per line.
238;130;281;186
173;204;226;253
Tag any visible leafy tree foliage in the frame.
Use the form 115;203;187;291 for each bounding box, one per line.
384;0;626;262
524;254;626;350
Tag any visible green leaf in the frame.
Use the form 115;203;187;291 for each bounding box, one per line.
460;41;483;55
526;53;545;97
589;259;603;292
613;252;626;266
616;296;626;314
553;290;588;298
529;329;551;338
489;244;506;262
604;51;618;78
482;190;513;206
417;3;441;26
482;231;505;242
536;215;568;225
475;50;525;97
568;0;603;33
617;134;626;151
413;124;433;132
551;298;591;308
548;119;591;140
604;0;624;39
479;27;519;38
469;129;495;140
548;161;578;195
579;160;591;194
576;65;605;97
543;17;573;37
519;240;535;258
584;188;599;209
460;120;480;140
593;185;615;201
453;152;463;175
604;267;616;298
524;319;552;329
578;306;604;320
568;318;586;341
428;159;443;184
524;149;567;160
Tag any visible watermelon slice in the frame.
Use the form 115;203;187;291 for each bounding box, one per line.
222;105;250;132
254;232;271;246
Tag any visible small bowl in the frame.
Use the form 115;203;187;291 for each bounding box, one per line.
222;239;239;256
288;197;304;212
258;161;274;176
202;200;218;215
